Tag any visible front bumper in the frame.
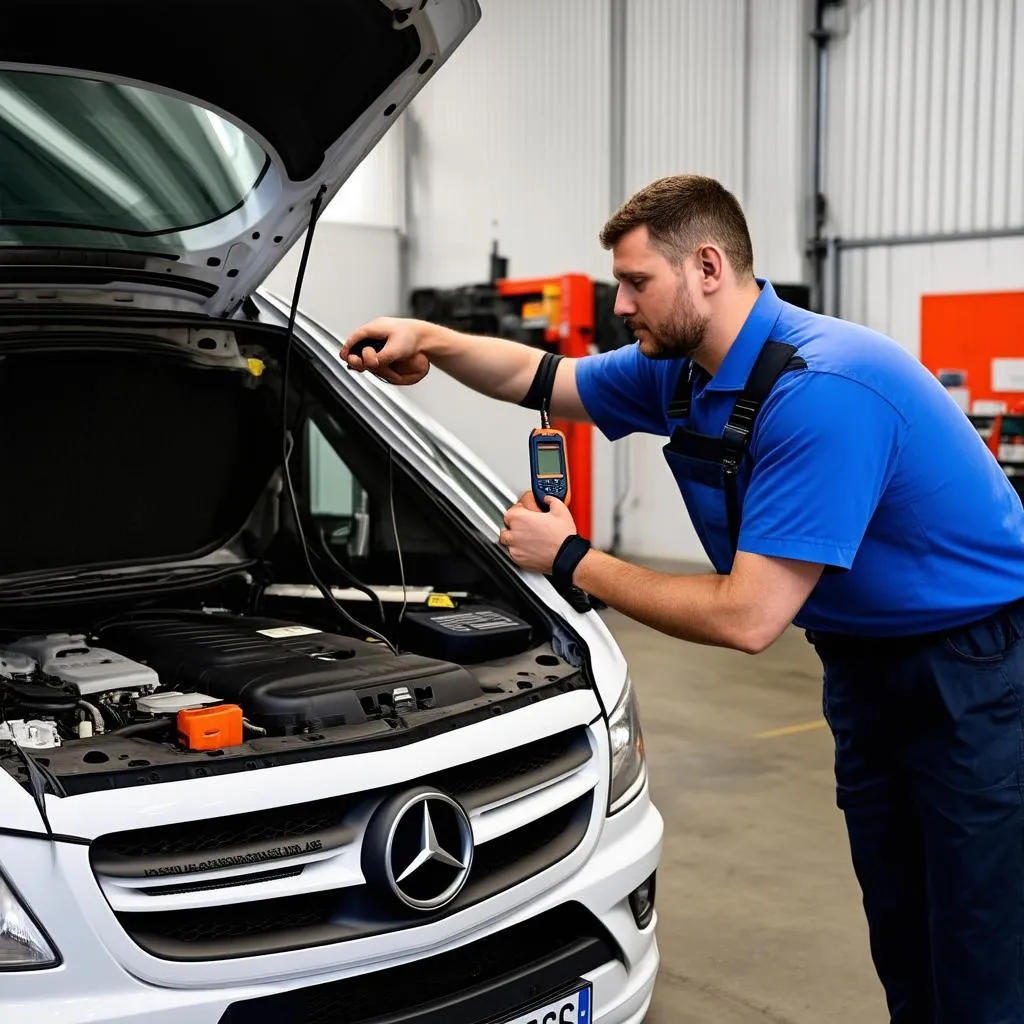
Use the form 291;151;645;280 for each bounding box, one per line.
0;688;663;1024
0;781;662;1024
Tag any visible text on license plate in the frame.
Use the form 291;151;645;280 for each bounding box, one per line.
502;984;592;1024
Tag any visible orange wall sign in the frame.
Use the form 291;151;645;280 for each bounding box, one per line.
920;291;1024;412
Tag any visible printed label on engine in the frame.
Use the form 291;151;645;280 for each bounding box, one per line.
257;625;323;638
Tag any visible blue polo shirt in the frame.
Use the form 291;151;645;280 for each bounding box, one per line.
575;280;1024;636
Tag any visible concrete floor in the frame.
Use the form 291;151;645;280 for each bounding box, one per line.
600;606;889;1023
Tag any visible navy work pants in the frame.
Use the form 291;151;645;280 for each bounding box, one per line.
809;599;1024;1024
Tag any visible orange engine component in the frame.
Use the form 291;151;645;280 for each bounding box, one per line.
177;704;243;751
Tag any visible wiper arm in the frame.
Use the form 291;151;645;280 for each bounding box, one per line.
3;742;65;841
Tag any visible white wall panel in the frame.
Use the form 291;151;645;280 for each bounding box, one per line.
321;121;405;229
625;0;807;283
745;0;810;282
827;0;1024;239
836;237;1024;354
624;0;746;196
407;0;612;287
262;223;402;336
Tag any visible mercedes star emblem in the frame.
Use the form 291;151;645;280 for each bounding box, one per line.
362;787;474;911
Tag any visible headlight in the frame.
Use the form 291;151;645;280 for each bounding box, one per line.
607;675;647;814
0;872;59;970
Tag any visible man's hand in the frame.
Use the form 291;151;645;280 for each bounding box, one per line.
499;491;577;574
340;317;433;386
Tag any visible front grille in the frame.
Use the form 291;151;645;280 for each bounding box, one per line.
93;727;597;961
91;728;589;877
431;728;592;809
94;796;357;863
218;903;617;1024
117;794;593;961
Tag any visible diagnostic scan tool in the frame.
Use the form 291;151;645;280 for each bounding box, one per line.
530;415;570;509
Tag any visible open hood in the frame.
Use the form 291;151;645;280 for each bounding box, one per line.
0;0;479;317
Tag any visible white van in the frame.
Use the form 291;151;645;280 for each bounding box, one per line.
0;3;662;1021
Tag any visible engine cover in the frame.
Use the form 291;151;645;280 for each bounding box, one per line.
96;615;483;733
6;633;158;696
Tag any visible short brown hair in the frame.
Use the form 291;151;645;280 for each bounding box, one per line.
599;174;754;276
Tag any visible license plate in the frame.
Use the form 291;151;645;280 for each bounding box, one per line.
500;983;592;1024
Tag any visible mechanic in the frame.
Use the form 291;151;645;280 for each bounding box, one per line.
341;174;1024;1023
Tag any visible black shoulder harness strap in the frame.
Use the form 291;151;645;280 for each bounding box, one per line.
720;342;803;551
667;341;805;553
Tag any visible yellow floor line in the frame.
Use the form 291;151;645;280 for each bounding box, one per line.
755;719;828;739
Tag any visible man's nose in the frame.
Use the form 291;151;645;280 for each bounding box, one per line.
613;285;635;318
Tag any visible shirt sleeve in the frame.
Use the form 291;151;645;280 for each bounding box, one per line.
574;343;672;441
738;372;905;569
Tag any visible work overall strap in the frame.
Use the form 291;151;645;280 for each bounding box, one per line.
720;341;801;550
666;360;697;418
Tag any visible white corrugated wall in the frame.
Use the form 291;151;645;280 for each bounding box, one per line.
746;0;811;283
321;121;406;229
406;0;612;286
623;0;808;283
827;0;1024;240
624;0;747;200
825;0;1024;351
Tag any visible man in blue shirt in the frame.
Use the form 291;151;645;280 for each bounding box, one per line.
343;174;1024;1022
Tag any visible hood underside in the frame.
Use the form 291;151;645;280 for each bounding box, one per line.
0;0;479;317
0;328;283;578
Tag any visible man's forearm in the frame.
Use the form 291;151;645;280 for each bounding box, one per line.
573;549;768;653
421;324;541;404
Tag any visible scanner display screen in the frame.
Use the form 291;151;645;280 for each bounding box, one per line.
536;445;564;476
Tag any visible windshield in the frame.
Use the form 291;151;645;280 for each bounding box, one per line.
0;70;268;245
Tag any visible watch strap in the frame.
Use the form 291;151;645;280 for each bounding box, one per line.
552;534;591;590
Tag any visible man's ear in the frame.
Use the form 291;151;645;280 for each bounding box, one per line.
697;244;724;293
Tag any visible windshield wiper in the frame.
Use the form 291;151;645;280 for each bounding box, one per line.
0;561;255;604
2;742;66;840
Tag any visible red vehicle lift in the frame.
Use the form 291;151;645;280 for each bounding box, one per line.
494;274;595;539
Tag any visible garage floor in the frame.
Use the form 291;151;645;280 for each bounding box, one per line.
600;601;889;1023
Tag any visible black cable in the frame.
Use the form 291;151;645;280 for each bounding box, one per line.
110;718;172;739
315;524;386;628
279;185;398;656
388;448;408;628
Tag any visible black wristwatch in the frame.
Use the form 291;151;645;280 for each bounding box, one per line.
552;534;592;591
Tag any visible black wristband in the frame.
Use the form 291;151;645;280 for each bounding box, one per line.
552;534;591;591
518;351;564;410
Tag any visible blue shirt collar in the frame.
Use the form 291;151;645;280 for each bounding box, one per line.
703;278;785;392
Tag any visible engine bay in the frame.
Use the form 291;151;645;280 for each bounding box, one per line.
0;317;590;797
0;603;584;795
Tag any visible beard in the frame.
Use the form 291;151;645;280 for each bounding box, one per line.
627;286;709;360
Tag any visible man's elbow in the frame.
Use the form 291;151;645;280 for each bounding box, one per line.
729;617;787;656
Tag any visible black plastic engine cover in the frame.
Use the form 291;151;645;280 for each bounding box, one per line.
97;615;483;733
